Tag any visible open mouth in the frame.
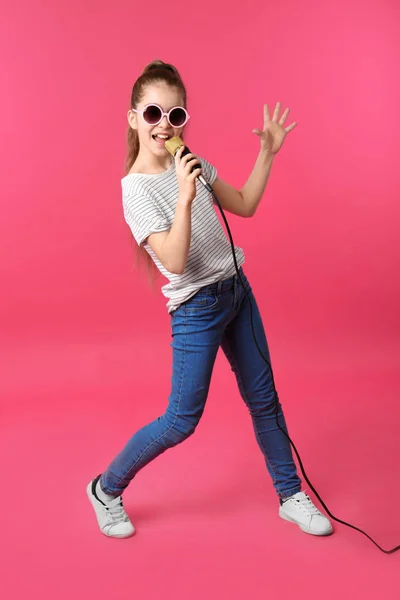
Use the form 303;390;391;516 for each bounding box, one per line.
152;134;171;142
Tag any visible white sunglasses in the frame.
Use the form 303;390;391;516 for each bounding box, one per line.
131;103;190;128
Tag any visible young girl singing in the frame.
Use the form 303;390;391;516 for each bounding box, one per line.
87;59;333;539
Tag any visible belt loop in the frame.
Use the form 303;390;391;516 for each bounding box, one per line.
217;280;222;294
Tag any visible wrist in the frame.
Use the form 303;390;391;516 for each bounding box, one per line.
176;195;192;208
259;148;274;164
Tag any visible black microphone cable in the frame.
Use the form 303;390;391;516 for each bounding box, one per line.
165;136;399;553
210;184;399;555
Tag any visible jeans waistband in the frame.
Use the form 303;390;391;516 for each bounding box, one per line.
200;266;244;294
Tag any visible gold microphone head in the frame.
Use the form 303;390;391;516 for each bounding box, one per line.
165;136;184;156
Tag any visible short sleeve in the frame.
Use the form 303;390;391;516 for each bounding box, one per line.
123;194;170;246
199;156;217;186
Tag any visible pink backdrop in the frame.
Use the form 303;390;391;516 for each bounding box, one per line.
1;0;399;597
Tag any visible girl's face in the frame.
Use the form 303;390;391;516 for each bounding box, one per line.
128;83;186;161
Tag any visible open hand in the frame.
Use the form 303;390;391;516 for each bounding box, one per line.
253;102;297;154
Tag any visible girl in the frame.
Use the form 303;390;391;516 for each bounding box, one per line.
87;60;333;539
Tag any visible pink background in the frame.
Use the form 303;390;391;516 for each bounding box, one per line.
1;0;399;597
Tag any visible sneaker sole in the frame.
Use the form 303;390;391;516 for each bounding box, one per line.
86;481;136;539
279;509;333;536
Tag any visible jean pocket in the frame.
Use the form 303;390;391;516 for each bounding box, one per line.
185;290;219;310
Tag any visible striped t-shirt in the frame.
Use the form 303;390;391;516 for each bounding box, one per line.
121;156;245;313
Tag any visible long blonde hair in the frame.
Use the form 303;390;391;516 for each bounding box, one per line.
125;59;187;288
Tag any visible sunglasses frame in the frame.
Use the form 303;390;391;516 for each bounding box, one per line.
131;103;190;128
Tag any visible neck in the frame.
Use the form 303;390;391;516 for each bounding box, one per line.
132;147;173;174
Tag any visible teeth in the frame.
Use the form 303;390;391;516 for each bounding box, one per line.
156;134;169;139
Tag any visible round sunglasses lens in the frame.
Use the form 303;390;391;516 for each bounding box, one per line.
144;105;162;124
169;108;187;127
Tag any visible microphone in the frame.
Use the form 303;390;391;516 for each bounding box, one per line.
165;136;213;192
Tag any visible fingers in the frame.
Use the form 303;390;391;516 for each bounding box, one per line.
184;161;202;179
267;102;293;126
176;146;202;176
279;107;290;126
187;166;202;181
257;103;297;136
175;145;196;165
285;122;297;132
174;145;185;162
271;102;280;122
182;153;198;168
179;148;198;167
264;104;271;124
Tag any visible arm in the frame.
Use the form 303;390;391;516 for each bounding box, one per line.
147;196;192;275
147;146;204;274
211;101;297;218
211;149;274;218
239;149;275;217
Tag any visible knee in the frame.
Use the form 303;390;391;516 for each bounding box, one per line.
159;414;200;446
247;390;281;418
171;416;199;443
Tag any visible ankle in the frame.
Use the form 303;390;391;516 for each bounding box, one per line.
96;478;118;502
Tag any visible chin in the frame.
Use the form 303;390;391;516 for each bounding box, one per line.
155;146;169;154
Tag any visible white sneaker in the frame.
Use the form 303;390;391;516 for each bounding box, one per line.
86;475;135;538
279;491;333;536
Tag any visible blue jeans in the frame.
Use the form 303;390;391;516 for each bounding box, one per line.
100;267;302;500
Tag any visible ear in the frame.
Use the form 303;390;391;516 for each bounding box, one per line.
127;109;137;130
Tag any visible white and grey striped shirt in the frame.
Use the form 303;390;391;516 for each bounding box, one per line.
121;156;245;313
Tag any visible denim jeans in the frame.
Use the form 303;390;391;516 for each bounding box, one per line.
100;266;302;500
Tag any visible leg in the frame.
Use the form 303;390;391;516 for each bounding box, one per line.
221;273;302;500
100;296;225;497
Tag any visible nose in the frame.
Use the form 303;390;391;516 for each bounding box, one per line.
159;115;169;127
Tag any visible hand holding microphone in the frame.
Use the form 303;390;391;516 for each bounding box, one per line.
165;137;213;201
172;145;203;205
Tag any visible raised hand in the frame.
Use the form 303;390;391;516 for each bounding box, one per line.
253;102;297;154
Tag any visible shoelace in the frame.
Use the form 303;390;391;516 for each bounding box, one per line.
106;498;128;522
294;493;320;516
